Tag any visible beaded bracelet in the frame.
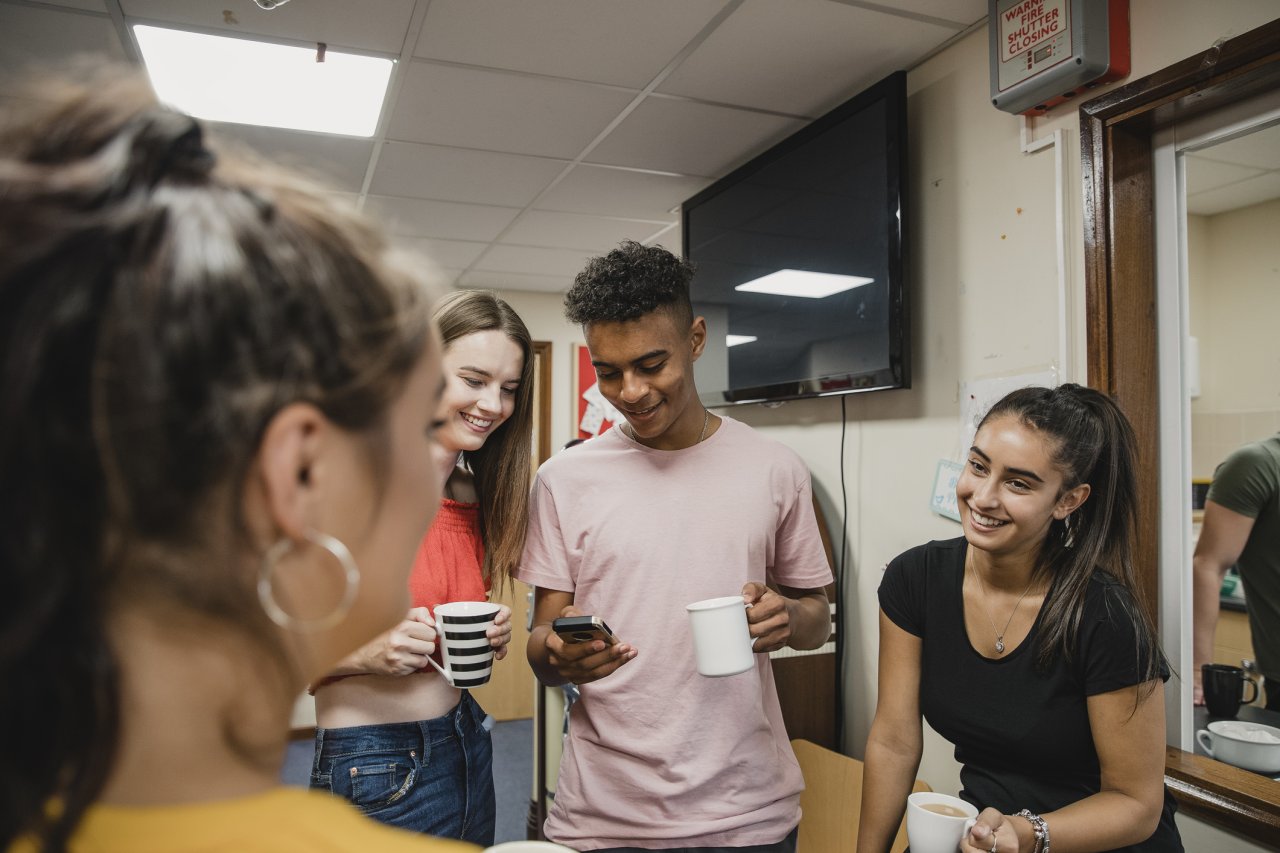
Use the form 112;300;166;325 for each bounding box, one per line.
1015;809;1050;853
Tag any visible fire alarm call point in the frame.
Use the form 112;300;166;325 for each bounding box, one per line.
989;0;1130;116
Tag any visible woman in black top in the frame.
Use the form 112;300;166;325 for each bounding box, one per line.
858;385;1183;853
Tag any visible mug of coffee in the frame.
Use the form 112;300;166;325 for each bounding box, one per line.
686;595;756;677
905;791;979;853
422;601;501;688
1202;663;1259;718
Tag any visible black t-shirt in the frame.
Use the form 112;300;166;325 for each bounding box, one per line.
879;538;1182;853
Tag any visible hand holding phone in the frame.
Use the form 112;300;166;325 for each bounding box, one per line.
551;615;618;646
543;611;636;685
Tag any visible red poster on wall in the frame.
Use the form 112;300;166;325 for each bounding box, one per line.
572;343;616;439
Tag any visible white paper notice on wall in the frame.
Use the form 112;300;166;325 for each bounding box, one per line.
931;458;964;523
958;369;1058;456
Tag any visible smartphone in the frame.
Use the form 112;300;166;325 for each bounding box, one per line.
552;615;618;645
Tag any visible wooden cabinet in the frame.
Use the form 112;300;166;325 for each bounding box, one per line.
1214;607;1255;667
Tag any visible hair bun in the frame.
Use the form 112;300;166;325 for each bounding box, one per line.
128;109;215;186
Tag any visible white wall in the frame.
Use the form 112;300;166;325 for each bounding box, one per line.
486;3;1280;848
491;289;583;453
1188;199;1280;478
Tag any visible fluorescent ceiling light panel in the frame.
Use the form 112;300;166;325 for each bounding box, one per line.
134;25;392;137
726;335;758;347
735;269;873;299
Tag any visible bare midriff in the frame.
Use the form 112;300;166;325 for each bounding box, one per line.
314;669;461;729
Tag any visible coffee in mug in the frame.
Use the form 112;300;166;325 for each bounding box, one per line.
920;802;969;817
905;792;979;853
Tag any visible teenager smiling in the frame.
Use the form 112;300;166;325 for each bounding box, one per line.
859;385;1184;853
311;291;534;846
518;241;833;853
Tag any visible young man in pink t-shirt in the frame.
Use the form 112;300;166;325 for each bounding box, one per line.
515;241;834;853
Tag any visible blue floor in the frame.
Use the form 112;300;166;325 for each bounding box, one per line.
282;716;534;844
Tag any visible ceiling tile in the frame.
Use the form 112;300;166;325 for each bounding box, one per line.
1183;157;1264;196
657;0;955;115
414;0;727;88
369;141;568;207
121;0;416;54
1195;124;1280;171
363;195;521;241
29;0;108;12
459;270;573;294
0;5;125;88
854;0;986;27
429;268;465;288
475;244;597;277
388;62;634;158
643;221;681;245
400;237;490;269
535;164;710;221
207;122;374;192
1187;173;1280;216
326;191;360;209
502;210;674;252
586;97;802;177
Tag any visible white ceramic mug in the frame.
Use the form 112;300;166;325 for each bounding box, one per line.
686;595;755;677
422;601;501;688
1196;719;1280;774
905;791;979;853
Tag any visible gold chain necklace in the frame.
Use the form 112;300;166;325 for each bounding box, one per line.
968;553;1035;655
625;408;710;446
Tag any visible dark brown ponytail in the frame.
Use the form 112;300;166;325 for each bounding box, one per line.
979;384;1165;693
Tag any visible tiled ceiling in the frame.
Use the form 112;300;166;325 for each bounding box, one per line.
1184;122;1280;217
2;0;991;292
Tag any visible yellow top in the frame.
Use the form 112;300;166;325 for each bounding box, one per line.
10;787;478;853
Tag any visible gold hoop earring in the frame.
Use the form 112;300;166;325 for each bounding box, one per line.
258;531;360;633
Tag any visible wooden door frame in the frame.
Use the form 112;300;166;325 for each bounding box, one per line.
1080;17;1280;846
532;340;552;467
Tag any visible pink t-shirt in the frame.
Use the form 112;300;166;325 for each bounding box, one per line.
515;416;832;850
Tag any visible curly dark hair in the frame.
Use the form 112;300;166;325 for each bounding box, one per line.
564;240;695;327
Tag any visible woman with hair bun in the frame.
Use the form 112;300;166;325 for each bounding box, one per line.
0;72;470;852
312;289;535;846
859;384;1184;853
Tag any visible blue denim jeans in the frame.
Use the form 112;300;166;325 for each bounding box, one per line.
310;691;495;845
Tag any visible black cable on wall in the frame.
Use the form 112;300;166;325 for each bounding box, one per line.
834;394;849;752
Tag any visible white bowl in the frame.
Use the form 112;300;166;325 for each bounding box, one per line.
1196;720;1280;773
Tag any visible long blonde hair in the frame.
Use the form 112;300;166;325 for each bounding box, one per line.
435;290;533;590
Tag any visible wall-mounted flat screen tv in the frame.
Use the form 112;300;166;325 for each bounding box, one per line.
684;71;909;406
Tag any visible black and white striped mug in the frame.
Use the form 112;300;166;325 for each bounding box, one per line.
422;601;501;688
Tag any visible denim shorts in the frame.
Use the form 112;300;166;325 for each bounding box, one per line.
310;690;495;845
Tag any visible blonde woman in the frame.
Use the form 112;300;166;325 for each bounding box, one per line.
312;291;534;845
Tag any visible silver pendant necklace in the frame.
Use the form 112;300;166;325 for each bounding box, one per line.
968;553;1035;654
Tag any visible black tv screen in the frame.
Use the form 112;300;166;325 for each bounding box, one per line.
683;71;909;405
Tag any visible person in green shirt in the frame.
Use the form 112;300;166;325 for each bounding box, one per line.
1193;433;1280;709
